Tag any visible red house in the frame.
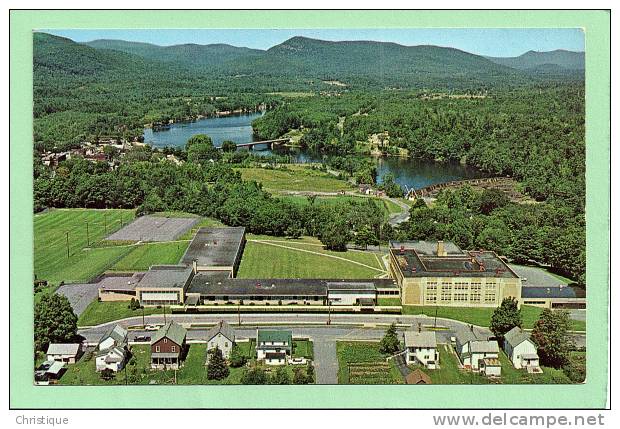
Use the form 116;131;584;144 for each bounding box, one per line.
150;321;187;370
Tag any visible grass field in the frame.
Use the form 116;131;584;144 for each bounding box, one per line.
336;341;403;384
278;194;403;218
292;340;314;359
237;237;386;279
402;305;586;331
34;209;136;284
109;241;190;271
236;165;354;193
78;301;162;327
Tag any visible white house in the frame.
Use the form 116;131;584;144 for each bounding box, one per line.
46;343;80;364
503;327;540;371
457;335;500;371
205;320;236;360
404;331;439;369
256;329;292;365
96;324;128;372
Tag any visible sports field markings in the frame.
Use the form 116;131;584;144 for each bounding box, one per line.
249;240;387;273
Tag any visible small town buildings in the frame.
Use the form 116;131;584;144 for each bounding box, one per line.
404;331;439;369
46;343;80;364
205;320;235;360
389;240;522;307
405;368;432;384
96;325;128;372
509;264;586;309
503;327;541;371
256;329;292;365
150;321;187;370
456;332;500;372
327;281;377;306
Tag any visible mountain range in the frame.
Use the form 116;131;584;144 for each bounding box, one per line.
485;49;584;71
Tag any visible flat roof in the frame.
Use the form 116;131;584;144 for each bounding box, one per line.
521;286;586;299
181;227;246;267
509;264;570;287
390;241;518;279
188;277;328;296
136;265;193;290
187;277;391;297
98;273;145;292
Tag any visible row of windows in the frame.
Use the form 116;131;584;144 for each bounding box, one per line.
425;291;497;304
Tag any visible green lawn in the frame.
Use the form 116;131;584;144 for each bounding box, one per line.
237;239;384;279
34;208;136;283
377;298;402;306
336;341;403;384
278;194;401;219
78;301;162;327
402;305;585;331
110;241;190;271
292;340;314;359
237;165;354;193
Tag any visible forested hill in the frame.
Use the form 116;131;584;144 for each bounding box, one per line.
485;49;585;71
84;39;264;68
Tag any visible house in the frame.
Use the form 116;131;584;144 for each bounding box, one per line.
96;325;129;372
205;320;235;360
405;368;432;384
504;327;541;371
46;343;80;364
256;329;292;365
150;321;187;370
404;331;439;369
456;334;500;371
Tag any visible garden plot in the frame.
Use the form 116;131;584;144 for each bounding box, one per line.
105;215;200;242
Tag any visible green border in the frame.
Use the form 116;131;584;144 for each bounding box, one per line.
10;10;610;409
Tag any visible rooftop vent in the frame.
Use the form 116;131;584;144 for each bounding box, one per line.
437;240;446;257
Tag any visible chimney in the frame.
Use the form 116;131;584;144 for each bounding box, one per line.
437;240;446;257
192;259;198;274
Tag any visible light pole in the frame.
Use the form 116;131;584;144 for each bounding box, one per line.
85;221;89;247
65;231;70;258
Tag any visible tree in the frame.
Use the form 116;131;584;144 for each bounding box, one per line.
354;224;378;249
206;346;230;380
186;134;219;163
100;368;115;381
221;140;237;153
490;297;522;345
270;366;291;384
128;298;140;310
380;173;403;198
477;189;510;215
318;218;351;251
229;343;247;368
379;323;400;354
305;363;315;383
531;309;575;368
293;367;308;384
34;293;78;352
241;367;268;384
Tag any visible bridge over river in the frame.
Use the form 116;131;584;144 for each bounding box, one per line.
223;138;291;150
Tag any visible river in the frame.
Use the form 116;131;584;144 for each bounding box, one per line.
143;112;486;190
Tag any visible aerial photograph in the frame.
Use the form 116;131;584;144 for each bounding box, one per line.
32;28;586;386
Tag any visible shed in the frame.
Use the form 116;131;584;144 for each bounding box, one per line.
405;368;432;385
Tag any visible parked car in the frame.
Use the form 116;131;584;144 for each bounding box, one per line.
134;335;151;342
144;325;159;331
288;357;307;365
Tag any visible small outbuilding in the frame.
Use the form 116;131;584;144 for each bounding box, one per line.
479;357;502;377
405;368;432;385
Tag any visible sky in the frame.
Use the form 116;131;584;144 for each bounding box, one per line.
43;28;584;57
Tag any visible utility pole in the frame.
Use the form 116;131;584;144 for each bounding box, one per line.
85;221;89;247
104;213;108;234
142;306;145;327
65;231;70;258
434;306;438;329
327;299;331;325
237;303;241;326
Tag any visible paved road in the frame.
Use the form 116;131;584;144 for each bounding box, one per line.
386;197;411;226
